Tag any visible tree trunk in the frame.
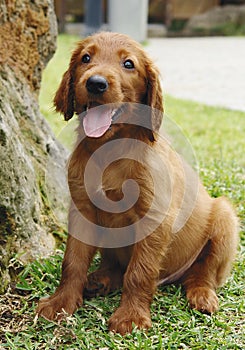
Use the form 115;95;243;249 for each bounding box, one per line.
0;0;68;292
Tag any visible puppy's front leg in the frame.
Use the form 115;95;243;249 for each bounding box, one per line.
108;230;168;335
37;204;97;320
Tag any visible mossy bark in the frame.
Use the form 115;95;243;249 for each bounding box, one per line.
0;0;68;292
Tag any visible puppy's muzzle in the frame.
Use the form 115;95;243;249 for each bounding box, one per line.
86;75;109;94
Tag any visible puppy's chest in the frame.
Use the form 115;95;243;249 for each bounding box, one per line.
96;164;146;227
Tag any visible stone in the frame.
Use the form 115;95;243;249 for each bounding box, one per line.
183;5;245;36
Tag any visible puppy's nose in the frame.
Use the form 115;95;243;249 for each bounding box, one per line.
86;75;108;94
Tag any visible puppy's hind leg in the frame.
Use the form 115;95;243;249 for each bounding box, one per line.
181;197;239;313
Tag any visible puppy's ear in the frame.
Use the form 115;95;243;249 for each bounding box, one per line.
145;61;164;133
54;69;75;121
53;41;84;120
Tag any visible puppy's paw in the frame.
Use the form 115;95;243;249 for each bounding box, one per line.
84;272;111;298
108;307;152;335
84;269;123;298
36;291;83;321
187;287;219;314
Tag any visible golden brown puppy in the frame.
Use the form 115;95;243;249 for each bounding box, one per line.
37;32;239;335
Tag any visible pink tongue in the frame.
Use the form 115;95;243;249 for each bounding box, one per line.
83;106;112;138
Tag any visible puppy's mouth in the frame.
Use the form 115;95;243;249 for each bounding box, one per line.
82;102;123;138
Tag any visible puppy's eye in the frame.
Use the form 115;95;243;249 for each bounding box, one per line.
82;54;91;63
123;59;134;69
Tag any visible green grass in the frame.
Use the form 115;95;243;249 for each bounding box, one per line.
1;35;244;349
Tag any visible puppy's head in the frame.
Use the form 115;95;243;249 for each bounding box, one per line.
54;32;163;139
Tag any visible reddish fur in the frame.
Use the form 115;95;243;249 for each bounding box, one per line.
37;32;239;335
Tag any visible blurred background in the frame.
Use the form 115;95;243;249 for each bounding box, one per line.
54;0;245;41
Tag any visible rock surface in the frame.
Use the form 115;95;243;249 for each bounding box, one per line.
0;0;68;291
184;5;245;36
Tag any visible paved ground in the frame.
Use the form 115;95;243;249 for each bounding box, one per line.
146;37;245;112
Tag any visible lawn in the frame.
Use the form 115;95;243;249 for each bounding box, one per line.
1;35;244;349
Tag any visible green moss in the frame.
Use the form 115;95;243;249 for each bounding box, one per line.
190;22;245;36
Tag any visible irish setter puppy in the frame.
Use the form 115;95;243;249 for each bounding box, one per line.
37;32;239;335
